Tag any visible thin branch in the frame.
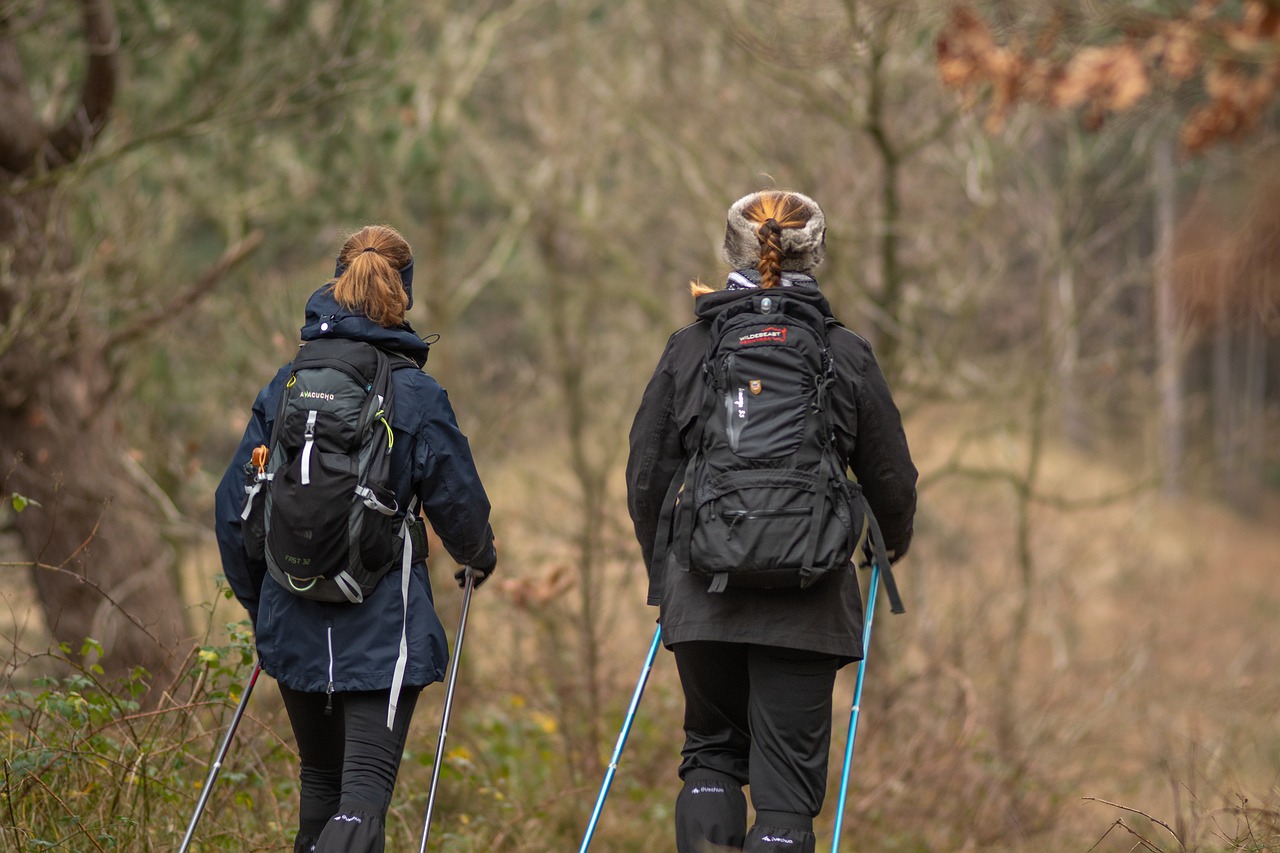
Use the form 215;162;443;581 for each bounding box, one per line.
2;761;23;850
1083;796;1185;847
1;560;162;649
44;0;119;168
920;461;1154;510
19;772;108;853
104;230;263;352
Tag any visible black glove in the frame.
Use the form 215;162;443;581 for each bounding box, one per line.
455;557;496;589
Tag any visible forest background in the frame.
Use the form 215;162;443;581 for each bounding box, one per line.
2;1;1279;851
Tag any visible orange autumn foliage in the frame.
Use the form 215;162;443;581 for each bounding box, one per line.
937;1;1280;152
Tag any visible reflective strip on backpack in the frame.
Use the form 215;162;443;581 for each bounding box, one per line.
301;410;318;485
332;571;364;604
377;410;393;451
386;499;419;730
239;474;272;521
287;574;319;593
356;485;398;516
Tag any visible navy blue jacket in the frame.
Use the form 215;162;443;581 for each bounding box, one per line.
214;283;496;693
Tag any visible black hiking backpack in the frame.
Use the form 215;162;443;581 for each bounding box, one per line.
240;337;426;604
660;290;896;597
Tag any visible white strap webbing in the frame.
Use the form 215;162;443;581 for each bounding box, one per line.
386;501;419;730
333;572;364;604
356;485;398;516
243;479;266;517
239;476;270;521
301;410;318;485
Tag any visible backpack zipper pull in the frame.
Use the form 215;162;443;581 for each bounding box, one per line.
251;444;268;475
724;507;744;540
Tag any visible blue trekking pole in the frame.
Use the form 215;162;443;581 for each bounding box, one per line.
578;623;663;853
830;562;882;853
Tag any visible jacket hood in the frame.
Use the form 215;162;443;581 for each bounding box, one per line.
299;284;431;366
693;271;835;323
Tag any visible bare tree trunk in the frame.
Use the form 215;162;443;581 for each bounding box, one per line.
1054;265;1089;448
1213;273;1236;501
533;207;606;785
0;1;190;687
1153;135;1183;496
1234;310;1266;513
1;192;189;684
864;29;906;382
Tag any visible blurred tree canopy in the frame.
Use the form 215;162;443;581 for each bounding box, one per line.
0;0;1276;702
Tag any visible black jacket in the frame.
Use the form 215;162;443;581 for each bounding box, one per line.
625;279;917;661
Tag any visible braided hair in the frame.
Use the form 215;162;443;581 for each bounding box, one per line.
744;192;814;289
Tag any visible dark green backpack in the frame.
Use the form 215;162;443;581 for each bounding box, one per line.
241;337;425;603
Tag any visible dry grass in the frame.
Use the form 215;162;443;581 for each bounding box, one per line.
2;399;1279;850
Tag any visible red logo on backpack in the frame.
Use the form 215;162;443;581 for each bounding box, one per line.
738;327;787;345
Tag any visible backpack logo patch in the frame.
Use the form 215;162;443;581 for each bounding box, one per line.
738;326;787;345
749;379;763;395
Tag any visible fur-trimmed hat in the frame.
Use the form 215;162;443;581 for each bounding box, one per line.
721;190;826;272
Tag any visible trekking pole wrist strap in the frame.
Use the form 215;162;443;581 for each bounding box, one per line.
864;504;905;614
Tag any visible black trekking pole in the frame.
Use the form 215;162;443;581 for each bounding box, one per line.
578;623;662;853
178;659;262;853
418;569;476;853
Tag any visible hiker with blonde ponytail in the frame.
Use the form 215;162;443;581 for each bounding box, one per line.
215;225;498;853
627;191;917;853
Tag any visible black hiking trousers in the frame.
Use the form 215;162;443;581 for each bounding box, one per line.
278;684;422;853
673;641;841;853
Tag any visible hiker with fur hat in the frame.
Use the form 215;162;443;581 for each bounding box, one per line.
626;190;917;852
214;224;497;853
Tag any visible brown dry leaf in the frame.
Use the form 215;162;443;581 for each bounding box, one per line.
1020;57;1063;103
1182;97;1247;152
1191;0;1223;23
937;52;983;89
1053;44;1150;111
1152;21;1204;80
936;5;999;91
1240;0;1280;40
1204;64;1274;111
